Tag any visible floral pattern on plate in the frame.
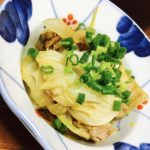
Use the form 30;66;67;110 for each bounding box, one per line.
0;0;32;45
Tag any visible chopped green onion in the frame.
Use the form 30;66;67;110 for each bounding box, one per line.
113;62;120;69
69;54;79;66
98;61;115;74
84;64;98;72
27;48;39;59
80;74;89;83
113;88;121;97
113;100;122;111
100;70;112;85
96;46;107;55
99;34;110;48
90;71;99;80
40;65;54;74
108;46;116;55
121;90;131;99
80;52;89;64
58;25;128;98
92;33;101;49
61;37;74;49
71;45;78;50
98;54;110;62
86;27;96;34
97;53;122;64
112;70;122;83
87;81;102;92
92;55;96;66
114;42;121;49
115;69;122;78
54;118;62;129
53;118;67;134
107;57;121;64
108;42;120;55
76;93;85;104
122;98;130;104
102;85;114;94
75;23;86;31
86;31;93;43
97;53;106;62
115;47;127;59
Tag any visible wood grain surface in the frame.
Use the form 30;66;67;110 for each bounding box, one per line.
0;0;150;149
0;96;43;150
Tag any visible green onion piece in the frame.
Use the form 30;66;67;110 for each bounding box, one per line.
112;70;122;83
86;31;93;43
90;71;99;80
87;81;102;92
100;70;112;85
99;34;110;48
92;55;96;66
75;23;86;31
97;53;122;64
96;46;107;55
86;27;96;34
113;62;120;69
71;45;78;50
115;47;127;59
97;53;106;62
99;54;110;62
40;65;54;74
80;52;89;64
76;93;85;104
84;63;98;72
113;100;122;111
114;42;121;49
53;118;67;134
98;61;115;74
113;88;121;97
92;33;101;49
80;74;89;83
59;124;67;133
102;85;114;94
115;69;122;78
108;42;120;55
108;45;116;55
121;90;131;99
69;54;79;66
122;98;130;104
61;37;74;48
54;118;62;129
27;48;39;59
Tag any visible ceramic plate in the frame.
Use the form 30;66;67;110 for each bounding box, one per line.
0;0;150;149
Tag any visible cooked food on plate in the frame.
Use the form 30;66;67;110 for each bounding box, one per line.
21;18;148;143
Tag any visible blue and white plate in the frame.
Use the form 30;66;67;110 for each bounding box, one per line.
0;0;150;149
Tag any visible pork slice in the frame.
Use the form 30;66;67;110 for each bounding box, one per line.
87;123;113;142
36;32;61;51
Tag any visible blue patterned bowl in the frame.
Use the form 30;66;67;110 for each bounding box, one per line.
0;0;150;149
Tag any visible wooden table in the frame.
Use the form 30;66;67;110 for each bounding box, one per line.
0;0;150;149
